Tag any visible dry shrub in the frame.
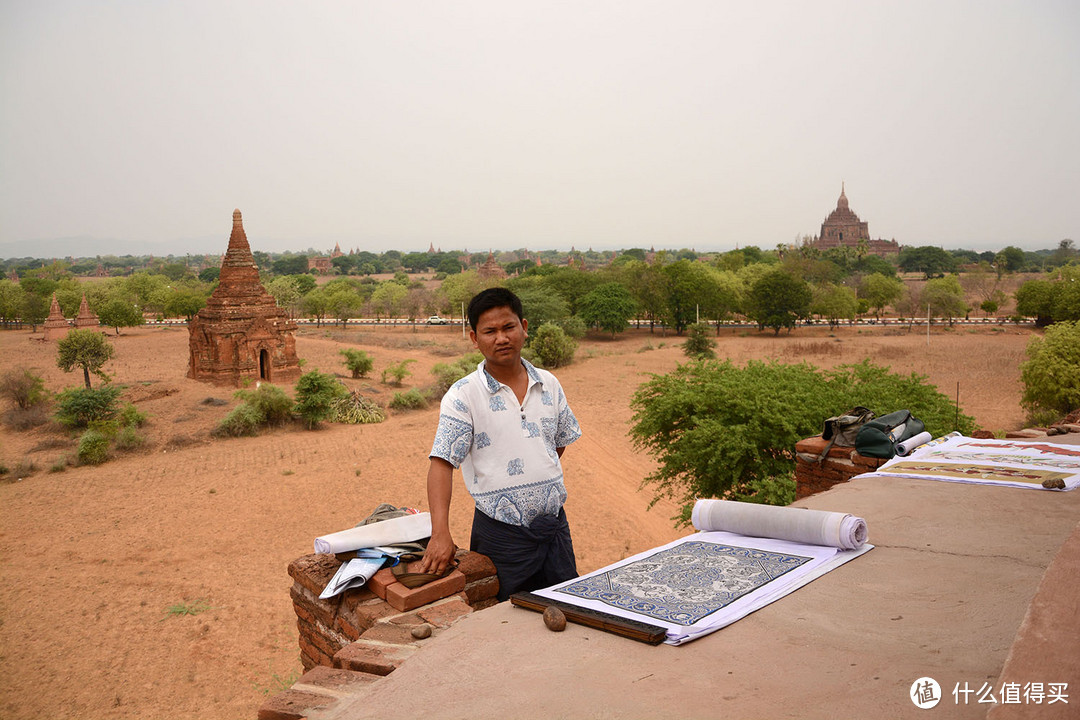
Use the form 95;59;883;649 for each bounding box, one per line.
163;434;202;450
3;405;51;430
30;437;70;453
782;341;842;358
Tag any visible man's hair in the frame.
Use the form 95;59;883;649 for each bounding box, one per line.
467;287;524;330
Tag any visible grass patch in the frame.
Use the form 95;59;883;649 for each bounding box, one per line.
253;665;301;696
163;599;214;618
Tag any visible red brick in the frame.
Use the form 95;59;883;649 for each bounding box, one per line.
385;569;466;612
335;611;361;642
350;598;398;631
456;551;497;583
297;617;345;660
294;664;381;693
851;453;883;469
258;688;335;720
464;575;499;605
386;611;423;626
472;597;499;611
298;635;334;669
288;554;343;597
334;640;417;676
340;585;378;609
292;600;315;626
794;436;851;459
290;583;337;628
359;622;424;645
367;568;397;599
418;596;472;628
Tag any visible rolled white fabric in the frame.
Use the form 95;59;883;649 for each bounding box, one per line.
895;431;933;457
691;499;868;550
313;512;432;554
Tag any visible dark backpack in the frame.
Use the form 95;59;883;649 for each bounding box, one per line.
818;406;876;464
855;409;926;459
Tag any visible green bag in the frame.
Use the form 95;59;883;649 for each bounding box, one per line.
855;410;926;459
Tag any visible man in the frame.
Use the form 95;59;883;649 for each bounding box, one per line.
419;287;582;601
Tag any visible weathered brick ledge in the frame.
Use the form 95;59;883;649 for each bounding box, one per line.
794;435;885;499
259;550;498;720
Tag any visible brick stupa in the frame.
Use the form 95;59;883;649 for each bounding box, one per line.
187;209;301;386
43;293;71;340
73;294;99;330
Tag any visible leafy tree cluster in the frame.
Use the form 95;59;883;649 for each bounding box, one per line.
1020;320;1080;426
630;358;976;519
1015;266;1080;327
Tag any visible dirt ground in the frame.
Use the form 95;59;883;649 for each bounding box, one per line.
0;321;1037;720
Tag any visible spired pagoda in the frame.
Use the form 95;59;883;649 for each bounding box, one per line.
73;294;99;330
43;293;71;341
187;209;301;386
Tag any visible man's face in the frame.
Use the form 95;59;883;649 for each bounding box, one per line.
470;305;528;369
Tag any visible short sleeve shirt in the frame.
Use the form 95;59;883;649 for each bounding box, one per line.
429;358;582;527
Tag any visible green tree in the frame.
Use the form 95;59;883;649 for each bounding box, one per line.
528;323;577;368
811;283;858;329
164;288;206;320
578;282;638;337
923;275;967;324
0;280;26;327
1020;320;1080;425
301;288;334;327
56;329;115;388
265;275;303;317
340;348;374;379
630;359;976;515
683;323;716;359
995;246;1026;275
293;371;347;429
272;255;310;275
1015;279;1057;326
745;270;812;335
98;297;145;335
858;273;904;318
370;281;407;320
898;246;957;278
198;267;220;283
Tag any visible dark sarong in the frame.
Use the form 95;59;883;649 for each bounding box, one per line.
470;507;578;602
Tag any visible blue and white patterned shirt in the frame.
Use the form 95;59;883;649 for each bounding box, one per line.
430;358;582;527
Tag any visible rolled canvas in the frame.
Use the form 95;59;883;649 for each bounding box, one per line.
691;499;867;550
895;431;933;457
313;512;432;554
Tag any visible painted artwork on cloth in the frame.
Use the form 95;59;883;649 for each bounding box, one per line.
555;540;812;626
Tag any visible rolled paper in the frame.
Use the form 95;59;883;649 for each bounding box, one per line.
691;499;868;550
895;431;933;457
314;512;432;554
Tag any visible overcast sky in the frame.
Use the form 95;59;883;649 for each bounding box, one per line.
1;0;1077;258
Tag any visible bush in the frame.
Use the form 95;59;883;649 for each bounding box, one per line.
77;429;110;465
381;359;416;386
214;404;265;437
118;403;148;428
340;349;375;379
235;384;294;426
683;323;717;360
3;404;50;430
529;323;577;368
389;388;429;410
330;390;386;424
1;367;48;410
630;358;976;520
1021;320;1080;425
430;352;483;398
557;315;587;339
55;386;122;429
293;371;348;428
114;426;147;451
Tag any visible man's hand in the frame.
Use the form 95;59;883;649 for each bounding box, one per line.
419;529;456;575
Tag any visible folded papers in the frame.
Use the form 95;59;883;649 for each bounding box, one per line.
313;512;432;554
537;499;871;645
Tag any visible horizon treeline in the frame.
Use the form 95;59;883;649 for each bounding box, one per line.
1;239;1076;333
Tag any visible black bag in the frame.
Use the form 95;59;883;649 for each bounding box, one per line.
855;410;926;459
818;406;876;464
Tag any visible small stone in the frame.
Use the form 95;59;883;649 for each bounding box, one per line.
1042;478;1066;490
410;624;432;639
543;605;566;632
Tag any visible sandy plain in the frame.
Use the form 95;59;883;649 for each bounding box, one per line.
0;321;1037;719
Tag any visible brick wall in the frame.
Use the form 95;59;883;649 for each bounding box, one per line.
260;550;499;719
794;435;885;499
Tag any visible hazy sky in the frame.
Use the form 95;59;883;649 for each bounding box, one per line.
1;1;1078;258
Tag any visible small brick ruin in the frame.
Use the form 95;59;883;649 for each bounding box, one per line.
74;294;99;330
260;550;499;719
794;435;886;499
42;293;70;340
188;209;301;386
